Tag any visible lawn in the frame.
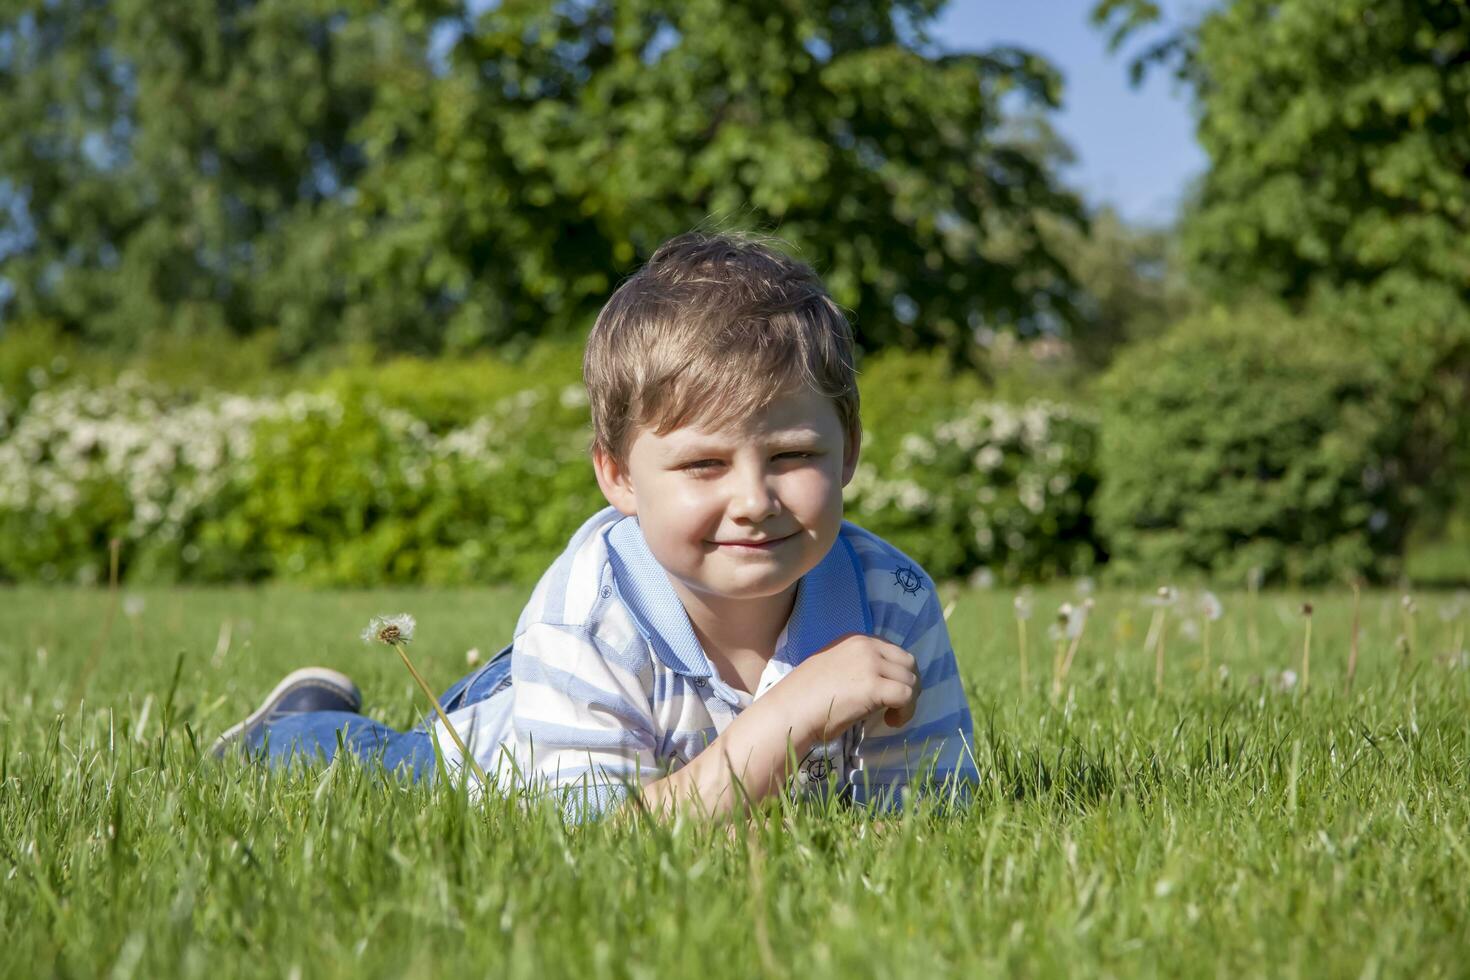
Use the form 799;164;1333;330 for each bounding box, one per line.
2;584;1468;978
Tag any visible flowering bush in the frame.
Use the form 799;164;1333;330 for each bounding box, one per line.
0;377;305;583
0;363;1096;586
845;399;1101;583
0;377;602;586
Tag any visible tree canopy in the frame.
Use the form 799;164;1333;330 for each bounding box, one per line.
1096;0;1470;306
0;0;1085;360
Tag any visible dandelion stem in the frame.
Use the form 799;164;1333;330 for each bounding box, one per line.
1050;631;1066;704
1017;618;1029;691
1058;612;1090;693
1202;618;1212;685
1248;575;1261;662
71;537;122;707
1301;604;1313;695
1346;581;1361;693
393;642;488;786
1155;610;1168;694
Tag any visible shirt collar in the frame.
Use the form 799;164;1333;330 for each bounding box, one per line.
605;516;872;678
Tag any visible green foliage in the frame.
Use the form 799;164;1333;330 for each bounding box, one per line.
0;0;1083;361
1096;306;1417;585
314;342;585;432
847;399;1099;583
856;347;988;463
0;0;397;352
1041;209;1198;370
1180;0;1470;307
216;387;602;587
0;349;1094;586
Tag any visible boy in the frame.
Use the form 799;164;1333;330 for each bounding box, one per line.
215;231;979;820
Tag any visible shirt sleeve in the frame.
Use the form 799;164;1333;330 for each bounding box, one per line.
848;587;980;810
509;621;661;821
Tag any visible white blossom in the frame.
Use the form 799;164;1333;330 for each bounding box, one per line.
362;613;417;646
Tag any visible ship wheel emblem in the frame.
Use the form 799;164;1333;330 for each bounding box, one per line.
893;565;924;595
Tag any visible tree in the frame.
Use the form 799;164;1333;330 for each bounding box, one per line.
0;0;411;350
1094;0;1470;306
1094;0;1470;570
1;0;1085;360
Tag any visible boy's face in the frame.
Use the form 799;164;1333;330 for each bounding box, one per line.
593;386;860;609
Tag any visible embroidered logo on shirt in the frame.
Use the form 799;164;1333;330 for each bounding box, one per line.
893;565;925;595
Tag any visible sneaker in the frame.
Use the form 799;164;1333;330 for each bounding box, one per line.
211;667;362;758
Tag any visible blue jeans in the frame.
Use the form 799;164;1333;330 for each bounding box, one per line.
246;643;514;780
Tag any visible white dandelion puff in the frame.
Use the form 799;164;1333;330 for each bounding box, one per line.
465;647;482;667
362;613;416;646
1198;591;1223;622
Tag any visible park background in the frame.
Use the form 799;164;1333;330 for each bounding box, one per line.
3;1;1470;977
2;0;1467;592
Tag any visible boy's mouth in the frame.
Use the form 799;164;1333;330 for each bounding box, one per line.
711;532;796;551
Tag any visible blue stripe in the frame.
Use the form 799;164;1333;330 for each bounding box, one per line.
858;708;971;755
514;657;648;723
588;630;648;676
919;655;959;691
839;532;875;634
868;598;925;644
518;719;655;752
901;596;945;648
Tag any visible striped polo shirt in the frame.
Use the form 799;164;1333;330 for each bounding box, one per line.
438;506;978;817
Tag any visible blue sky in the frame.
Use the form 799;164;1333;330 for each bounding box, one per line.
933;0;1211;226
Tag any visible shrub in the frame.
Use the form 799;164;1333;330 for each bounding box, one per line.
1095;305;1414;585
0;378;295;583
314;342;585;433
0;345;1101;586
214;384;601;587
846;399;1100;583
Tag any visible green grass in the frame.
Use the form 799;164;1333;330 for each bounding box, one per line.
2;585;1469;978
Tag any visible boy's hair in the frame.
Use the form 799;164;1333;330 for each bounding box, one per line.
584;231;860;464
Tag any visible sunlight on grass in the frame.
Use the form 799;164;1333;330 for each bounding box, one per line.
1;585;1468;977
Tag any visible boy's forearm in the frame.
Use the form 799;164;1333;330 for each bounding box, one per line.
635;693;817;821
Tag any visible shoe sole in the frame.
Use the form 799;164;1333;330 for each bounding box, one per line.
210;667;362;757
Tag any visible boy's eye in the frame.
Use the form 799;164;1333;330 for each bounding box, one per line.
679;452;816;471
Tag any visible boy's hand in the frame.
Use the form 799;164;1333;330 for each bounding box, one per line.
775;633;921;744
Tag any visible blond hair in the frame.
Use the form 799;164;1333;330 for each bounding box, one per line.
584;231;860;464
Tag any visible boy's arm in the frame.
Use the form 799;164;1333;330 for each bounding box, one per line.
847;588;979;808
636;633;921;821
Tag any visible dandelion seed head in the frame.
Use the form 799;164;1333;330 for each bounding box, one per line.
465;647;482;667
1064;601;1090;639
969;567;996;590
1198;591;1223;622
122;595;145;619
1013;594;1033;621
1149;586;1178;608
362;613;416;646
1277;669;1299;692
1401;594;1416;613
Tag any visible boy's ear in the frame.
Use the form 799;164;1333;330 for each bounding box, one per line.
592;445;638;516
840;423;862;488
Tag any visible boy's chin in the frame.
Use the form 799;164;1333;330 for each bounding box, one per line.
695;563;808;602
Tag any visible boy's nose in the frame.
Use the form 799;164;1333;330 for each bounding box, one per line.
728;467;781;522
